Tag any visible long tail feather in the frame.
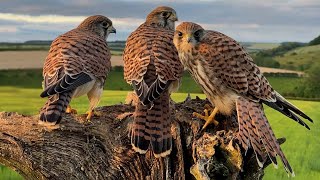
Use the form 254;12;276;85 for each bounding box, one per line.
263;92;313;130
236;96;294;176
39;91;73;124
131;91;172;157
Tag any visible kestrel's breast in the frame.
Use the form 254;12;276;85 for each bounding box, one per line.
180;52;238;115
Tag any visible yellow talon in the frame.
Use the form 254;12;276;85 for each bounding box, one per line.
86;110;102;120
193;106;219;130
66;105;77;114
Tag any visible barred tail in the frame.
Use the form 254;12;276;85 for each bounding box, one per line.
39;91;73;125
236;96;294;176
131;91;172;158
263;91;313;130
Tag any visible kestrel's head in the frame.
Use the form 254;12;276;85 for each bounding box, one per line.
174;22;205;50
146;6;178;30
77;15;116;39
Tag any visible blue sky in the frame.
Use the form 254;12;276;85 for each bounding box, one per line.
0;0;319;42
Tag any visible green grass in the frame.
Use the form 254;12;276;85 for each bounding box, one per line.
242;42;280;53
275;44;320;71
0;69;304;97
0;87;204;115
0;166;23;180
0;44;50;51
264;100;320;180
0;44;123;56
246;42;280;50
264;76;304;97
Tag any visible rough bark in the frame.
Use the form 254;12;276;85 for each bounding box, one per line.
0;96;278;180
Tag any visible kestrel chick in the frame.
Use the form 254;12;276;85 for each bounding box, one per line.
174;22;313;176
40;15;116;125
123;6;183;157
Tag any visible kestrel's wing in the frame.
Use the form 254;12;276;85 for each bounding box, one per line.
41;29;111;98
124;23;183;157
200;31;312;127
124;24;183;105
200;31;275;101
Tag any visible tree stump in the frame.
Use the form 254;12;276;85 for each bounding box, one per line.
0;97;277;180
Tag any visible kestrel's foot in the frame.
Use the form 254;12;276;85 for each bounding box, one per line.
116;112;134;121
66;105;77;114
86;110;102;121
193;106;219;130
38;121;60;131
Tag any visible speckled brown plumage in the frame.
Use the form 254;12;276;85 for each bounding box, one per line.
123;6;183;157
40;15;115;125
174;22;313;176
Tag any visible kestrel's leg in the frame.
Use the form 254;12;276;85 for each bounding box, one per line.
86;83;103;121
66;105;77;114
193;104;219;130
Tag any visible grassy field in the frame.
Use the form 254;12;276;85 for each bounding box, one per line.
0;87;204;115
242;42;280;53
0;43;124;55
0;69;307;97
0;42;280;56
264;100;320;180
0;166;23;180
275;44;320;71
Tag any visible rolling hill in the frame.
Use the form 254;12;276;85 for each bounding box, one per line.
275;44;320;71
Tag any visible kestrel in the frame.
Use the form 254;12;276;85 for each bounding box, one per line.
173;22;313;175
123;6;183;157
40;15;116;125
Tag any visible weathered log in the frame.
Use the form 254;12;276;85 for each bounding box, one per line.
0;97;277;180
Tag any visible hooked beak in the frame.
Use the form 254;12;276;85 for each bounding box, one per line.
110;26;116;34
186;34;192;43
169;13;178;21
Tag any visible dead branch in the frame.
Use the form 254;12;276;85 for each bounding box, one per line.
0;97;276;180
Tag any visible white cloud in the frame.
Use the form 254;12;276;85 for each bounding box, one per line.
0;26;17;33
200;23;260;29
0;13;86;24
0;13;145;41
0;13;144;30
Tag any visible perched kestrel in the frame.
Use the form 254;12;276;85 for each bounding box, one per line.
123;6;183;157
173;22;313;175
40;15;116;125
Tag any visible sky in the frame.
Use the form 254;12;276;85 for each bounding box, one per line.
0;0;319;42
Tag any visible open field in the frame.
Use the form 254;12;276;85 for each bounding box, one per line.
0;51;124;70
0;69;307;98
0;86;319;180
243;42;280;52
275;44;320;71
0;51;305;77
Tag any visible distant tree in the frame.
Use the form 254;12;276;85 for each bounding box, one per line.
253;55;280;68
303;63;320;98
256;42;306;57
309;35;320;46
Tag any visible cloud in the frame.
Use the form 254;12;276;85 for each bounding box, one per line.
0;0;319;42
0;13;85;24
0;25;17;33
0;12;144;42
201;23;260;29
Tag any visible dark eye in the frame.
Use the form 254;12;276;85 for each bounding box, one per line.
194;31;200;38
177;31;183;37
102;22;108;27
162;12;168;17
